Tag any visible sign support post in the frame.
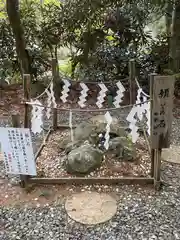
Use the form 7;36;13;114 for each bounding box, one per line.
151;75;175;189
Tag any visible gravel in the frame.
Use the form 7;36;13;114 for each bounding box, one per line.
1;112;180;239
1;182;180;240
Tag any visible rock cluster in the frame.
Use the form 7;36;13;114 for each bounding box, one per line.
59;115;136;175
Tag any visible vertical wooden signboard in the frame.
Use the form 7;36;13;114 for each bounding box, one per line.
151;75;175;149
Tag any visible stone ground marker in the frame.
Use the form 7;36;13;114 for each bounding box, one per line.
65;191;117;225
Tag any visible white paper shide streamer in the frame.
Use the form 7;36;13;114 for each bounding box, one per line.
31;99;44;134
104;111;112;150
60;79;71;103
96;83;108;108
45;89;52;119
50;82;57;108
126;106;139;143
113;81;125;108
136;88;144;121
126;89;151;143
45;82;57;119
69;110;74;142
143;97;151;135
78;82;89;108
136;90;151;135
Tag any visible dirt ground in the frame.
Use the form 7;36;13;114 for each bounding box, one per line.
0;83;179;207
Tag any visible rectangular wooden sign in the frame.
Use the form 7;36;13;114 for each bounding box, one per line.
0;127;36;175
151;75;175;149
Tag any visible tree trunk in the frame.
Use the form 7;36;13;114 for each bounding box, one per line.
6;0;31;75
169;0;180;73
165;1;172;48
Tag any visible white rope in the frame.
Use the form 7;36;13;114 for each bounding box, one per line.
25;99;151;112
33;70;53;100
135;77;150;98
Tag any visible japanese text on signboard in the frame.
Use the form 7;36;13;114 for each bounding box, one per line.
151;76;174;149
0;128;36;175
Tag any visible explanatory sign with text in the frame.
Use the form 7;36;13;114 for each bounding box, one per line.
0;127;36;175
151;75;175;149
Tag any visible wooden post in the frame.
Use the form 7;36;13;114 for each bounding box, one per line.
151;75;175;190
23;74;31;128
129;59;136;104
11;114;28;188
149;74;156;177
22;74;31;188
52;58;58;130
154;149;162;190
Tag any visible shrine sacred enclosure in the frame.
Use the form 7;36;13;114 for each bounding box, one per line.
0;59;175;190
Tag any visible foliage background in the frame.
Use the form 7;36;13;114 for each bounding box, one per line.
0;0;174;92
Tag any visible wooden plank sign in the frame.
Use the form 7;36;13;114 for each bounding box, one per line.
151;75;175;149
0;127;36;175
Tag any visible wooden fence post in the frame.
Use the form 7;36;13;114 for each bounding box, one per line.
149;73;156;178
129;59;136;104
52;58;58;130
11;113;28;187
154;149;162;190
150;75;175;190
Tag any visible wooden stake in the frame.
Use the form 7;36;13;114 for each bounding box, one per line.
154;149;162;190
11;114;28;188
52;58;58;130
129;59;136;104
149;74;156;177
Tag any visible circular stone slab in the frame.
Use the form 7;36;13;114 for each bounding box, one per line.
162;145;180;164
65;191;117;225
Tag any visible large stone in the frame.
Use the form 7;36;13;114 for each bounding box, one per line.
109;136;136;161
73;122;97;142
59;115;127;150
73;115;127;143
89;115;127;137
66;143;103;174
65;140;83;154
